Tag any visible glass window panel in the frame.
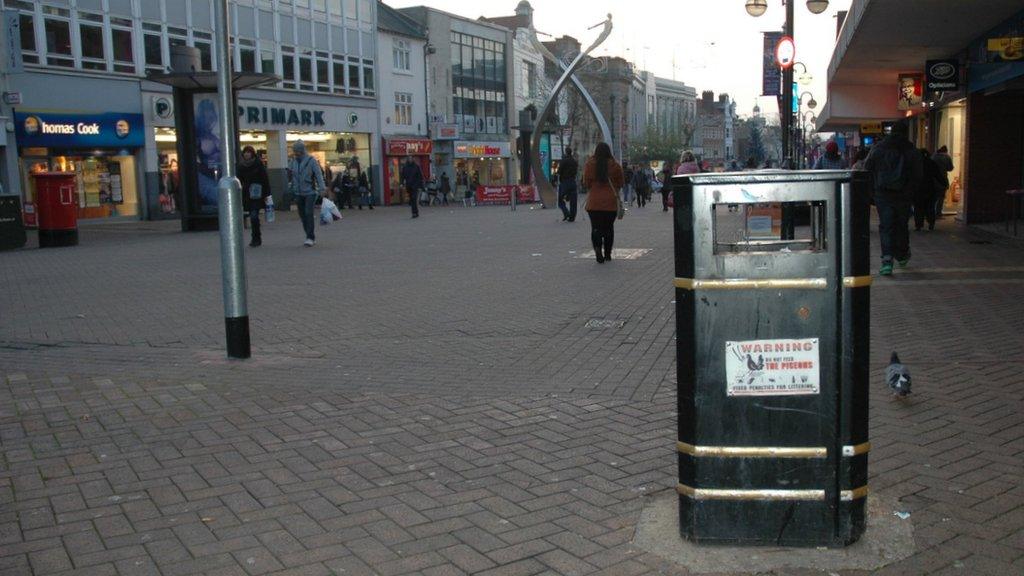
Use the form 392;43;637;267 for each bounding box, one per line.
195;41;212;71
299;55;312;82
259;40;275;73
111;28;133;63
45;18;73;57
344;0;356;19
462;45;471;77
348;63;360;93
362;63;373;94
240;47;256;72
19;14;35;52
79;23;103;59
144;33;162;66
332;59;345;93
316;59;329;91
282;53;295;87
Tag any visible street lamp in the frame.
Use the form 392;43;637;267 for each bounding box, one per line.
747;0;829;167
800;91;817;110
806;0;830;15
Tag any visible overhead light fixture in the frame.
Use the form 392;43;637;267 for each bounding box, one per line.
806;0;830;15
808;97;817;109
745;0;768;17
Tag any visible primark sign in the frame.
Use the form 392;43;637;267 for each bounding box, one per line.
238;104;326;127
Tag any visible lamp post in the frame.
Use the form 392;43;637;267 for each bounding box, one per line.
802;111;817;168
797;91;817;167
746;0;829;168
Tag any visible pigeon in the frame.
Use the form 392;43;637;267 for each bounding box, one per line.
886;352;912;398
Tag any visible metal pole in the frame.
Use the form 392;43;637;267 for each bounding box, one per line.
782;0;795;168
214;0;250;359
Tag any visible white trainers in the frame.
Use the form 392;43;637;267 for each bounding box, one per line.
303;238;314;247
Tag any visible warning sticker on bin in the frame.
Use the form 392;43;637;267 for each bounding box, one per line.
725;338;820;396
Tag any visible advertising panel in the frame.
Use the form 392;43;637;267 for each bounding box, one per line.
15;111;145;148
475;185;538;204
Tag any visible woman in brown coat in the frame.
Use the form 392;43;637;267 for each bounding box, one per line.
582;142;625;263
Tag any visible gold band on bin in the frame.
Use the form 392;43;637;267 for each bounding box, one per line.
677;441;826;459
676;484;824;501
842;276;873;288
677;484;870;502
673;278;828;290
841;486;869;501
673;277;872;291
842;442;871;457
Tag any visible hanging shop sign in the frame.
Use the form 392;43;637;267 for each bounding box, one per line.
14;111;144;148
386;138;432;156
925;59;960;92
896;74;923;111
454;140;511;158
859;121;883;135
762;32;783;96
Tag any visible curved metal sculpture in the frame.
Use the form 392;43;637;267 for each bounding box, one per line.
529;15;614;208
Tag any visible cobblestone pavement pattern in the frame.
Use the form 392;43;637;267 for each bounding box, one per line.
1;205;1022;575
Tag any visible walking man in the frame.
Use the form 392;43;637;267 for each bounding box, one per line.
288;140;325;247
557;147;579;222
865;120;922;275
400;156;424;218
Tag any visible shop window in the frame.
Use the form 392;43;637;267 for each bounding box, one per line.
43;10;74;68
362;60;374;96
395;92;412;126
393;38;410;71
17;12;38;64
111;20;134;73
143;23;164;73
78;17;106;71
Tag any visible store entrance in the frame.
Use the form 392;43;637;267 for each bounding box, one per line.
455;158;506;189
21;150;140;220
386;156;430;205
935;101;966;218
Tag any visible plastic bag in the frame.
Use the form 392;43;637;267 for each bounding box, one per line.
320;197;342;224
265;196;275;223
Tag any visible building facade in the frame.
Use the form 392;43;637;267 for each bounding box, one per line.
376;1;429;205
399;5;514;190
4;0;382;223
818;1;1024;226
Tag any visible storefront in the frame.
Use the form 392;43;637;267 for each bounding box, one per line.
453;140;511;189
382;138;432;205
143;91;379;217
14;111;145;224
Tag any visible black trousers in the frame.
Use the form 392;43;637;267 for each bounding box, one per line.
914;190;936;230
588;210;617;257
407;186;419;216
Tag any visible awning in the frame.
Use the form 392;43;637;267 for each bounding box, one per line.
818;0;1024;131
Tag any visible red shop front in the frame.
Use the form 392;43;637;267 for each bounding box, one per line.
383;138;432;206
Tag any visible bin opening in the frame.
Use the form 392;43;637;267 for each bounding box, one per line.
712;201;827;254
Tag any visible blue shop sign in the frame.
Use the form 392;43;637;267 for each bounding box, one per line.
14;110;145;148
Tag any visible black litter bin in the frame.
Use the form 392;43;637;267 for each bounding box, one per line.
0;195;28;250
672;170;871;547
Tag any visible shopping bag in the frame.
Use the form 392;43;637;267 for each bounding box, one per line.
320;198;336;225
265;196;275;223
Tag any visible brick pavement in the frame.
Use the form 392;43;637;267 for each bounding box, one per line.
0;205;1022;575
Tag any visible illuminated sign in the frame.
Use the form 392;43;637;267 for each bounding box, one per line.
15;111;144;148
454;141;510;158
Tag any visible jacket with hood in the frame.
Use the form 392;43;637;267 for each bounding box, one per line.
287;142;326;196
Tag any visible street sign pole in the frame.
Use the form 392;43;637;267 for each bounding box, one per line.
781;0;795;167
214;0;250;358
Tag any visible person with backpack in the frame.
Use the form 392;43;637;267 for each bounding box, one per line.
932;145;954;217
915;148;943;231
287;140;326;247
864;120;923;275
632;166;649;207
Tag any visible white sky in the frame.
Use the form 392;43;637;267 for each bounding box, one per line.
385;0;853;120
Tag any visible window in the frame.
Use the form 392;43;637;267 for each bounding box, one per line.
259;39;276;74
110;17;134;73
78;13;105;71
393;38;410;71
395;92;412;126
298;51;313;90
348;57;360;95
43;9;74;68
281;45;296;88
315;51;329;93
193;31;213;71
143;23;163;73
362;59;374;96
522;61;536;98
18;13;38;64
238;38;257;72
331;55;345;94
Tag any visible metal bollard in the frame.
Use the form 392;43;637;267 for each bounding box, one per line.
217;176;251;358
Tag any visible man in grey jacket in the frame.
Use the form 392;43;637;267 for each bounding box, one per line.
288;140;326;247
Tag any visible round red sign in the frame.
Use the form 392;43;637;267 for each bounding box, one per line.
775;36;795;68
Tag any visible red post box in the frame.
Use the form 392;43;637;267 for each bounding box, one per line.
33;172;79;247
